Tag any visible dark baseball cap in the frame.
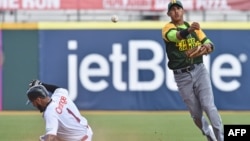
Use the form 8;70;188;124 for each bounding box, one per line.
168;0;183;12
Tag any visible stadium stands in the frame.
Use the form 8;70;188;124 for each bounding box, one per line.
0;9;249;22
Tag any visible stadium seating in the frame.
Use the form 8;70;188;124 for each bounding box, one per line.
0;9;249;22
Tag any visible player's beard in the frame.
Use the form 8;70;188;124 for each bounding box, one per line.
37;99;52;113
37;104;46;113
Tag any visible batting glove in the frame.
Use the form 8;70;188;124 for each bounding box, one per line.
39;135;46;141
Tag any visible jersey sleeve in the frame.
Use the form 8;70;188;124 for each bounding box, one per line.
195;29;211;43
44;109;59;135
162;23;179;42
195;29;215;49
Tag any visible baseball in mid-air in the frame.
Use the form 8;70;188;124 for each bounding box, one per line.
111;15;118;23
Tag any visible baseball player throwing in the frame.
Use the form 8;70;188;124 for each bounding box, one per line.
162;1;224;141
26;80;93;141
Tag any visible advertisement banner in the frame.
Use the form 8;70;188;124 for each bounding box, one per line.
153;0;250;11
39;23;250;110
0;0;249;11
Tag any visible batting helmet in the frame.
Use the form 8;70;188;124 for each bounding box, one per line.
26;85;49;104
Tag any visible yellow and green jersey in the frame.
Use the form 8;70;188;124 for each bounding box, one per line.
162;21;213;70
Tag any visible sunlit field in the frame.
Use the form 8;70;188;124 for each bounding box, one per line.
0;111;249;141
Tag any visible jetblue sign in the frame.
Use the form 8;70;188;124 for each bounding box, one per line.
39;29;249;110
68;40;166;100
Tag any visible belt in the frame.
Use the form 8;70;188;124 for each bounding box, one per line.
173;64;195;74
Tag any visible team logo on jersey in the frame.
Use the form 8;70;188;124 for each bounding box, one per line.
177;37;201;51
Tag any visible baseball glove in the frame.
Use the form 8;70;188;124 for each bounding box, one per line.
185;44;213;58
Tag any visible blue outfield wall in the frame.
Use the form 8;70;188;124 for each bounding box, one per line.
39;27;250;110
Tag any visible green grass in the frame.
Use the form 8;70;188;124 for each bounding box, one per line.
0;111;250;141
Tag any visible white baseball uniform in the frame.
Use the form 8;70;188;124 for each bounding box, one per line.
42;88;93;141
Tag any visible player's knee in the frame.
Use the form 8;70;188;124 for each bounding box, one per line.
202;104;217;113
